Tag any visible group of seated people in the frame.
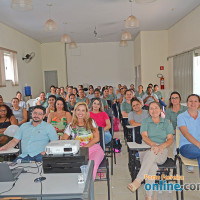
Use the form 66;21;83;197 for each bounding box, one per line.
0;83;200;199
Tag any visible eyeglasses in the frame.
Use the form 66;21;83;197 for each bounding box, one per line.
0;110;6;112
32;112;43;116
171;97;179;100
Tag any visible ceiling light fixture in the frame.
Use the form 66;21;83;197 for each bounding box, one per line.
44;4;58;32
69;41;78;49
121;31;132;40
11;0;33;11
125;1;139;28
135;0;156;3
61;22;71;43
119;40;128;47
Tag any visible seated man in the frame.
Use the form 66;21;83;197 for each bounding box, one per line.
36;92;48;108
142;86;159;106
0;105;58;162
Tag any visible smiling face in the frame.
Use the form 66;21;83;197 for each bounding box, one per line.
132;100;142;113
32;108;44;123
56;100;64;111
170;93;180;106
70;95;76;103
79;90;85;98
187;95;200;111
73;88;77;95
50;87;56;94
125;91;133;101
48;97;55;106
0;105;7;118
92;100;101;112
40;93;45;101
103;89;109;97
56;88;61;95
75;104;87;120
12;98;19;108
149;103;161;118
94;91;101;98
16;93;22;101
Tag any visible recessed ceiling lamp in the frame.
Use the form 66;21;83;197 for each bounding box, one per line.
11;0;33;11
44;4;58;32
121;31;132;40
61;23;71;43
69;41;78;49
125;1;139;28
119;40;128;47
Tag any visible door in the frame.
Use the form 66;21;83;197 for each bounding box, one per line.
44;70;58;93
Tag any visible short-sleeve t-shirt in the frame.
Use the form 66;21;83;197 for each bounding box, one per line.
64;120;97;146
153;91;163;99
177;110;200;148
90;111;109;128
128;110;149;124
165;105;187;130
140;117;174;144
121;101;132;113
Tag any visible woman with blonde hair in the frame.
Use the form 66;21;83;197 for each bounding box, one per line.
62;102;104;180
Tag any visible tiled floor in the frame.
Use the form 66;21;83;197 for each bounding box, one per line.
94;128;200;200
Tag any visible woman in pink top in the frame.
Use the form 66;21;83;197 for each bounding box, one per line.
90;98;112;144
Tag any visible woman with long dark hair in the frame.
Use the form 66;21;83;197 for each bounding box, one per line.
0;104;17;146
47;97;72;139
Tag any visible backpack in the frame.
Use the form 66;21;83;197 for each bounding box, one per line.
113;138;122;153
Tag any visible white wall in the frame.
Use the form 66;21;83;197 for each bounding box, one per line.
134;33;141;67
0;22;43;102
66;42;134;88
41;42;67;90
168;5;200;92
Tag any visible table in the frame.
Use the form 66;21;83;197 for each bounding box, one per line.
0;148;19;161
0;160;94;200
127;142;151;200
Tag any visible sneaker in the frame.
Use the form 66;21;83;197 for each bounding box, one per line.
186;165;194;173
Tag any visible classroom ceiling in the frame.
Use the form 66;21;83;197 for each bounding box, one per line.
0;0;200;43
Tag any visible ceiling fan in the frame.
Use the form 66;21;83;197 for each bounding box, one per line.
22;52;35;63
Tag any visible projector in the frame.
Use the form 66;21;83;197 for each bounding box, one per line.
45;140;80;155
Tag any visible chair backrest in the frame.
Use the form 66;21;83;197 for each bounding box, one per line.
107;100;112;108
27;106;35;121
109;116;114;137
98;126;105;152
26;99;37;109
176;128;181;154
4;125;19;137
134;126;142;144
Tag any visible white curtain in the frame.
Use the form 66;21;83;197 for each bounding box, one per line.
0;50;6;87
173;51;193;102
10;52;19;86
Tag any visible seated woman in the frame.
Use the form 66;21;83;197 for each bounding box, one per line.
135;85;145;99
90;98;112;144
177;94;200;172
121;89;133;118
67;94;76;114
62;102;104;180
128;98;149;126
73;87;79;98
76;89;90;105
60;87;66;101
11;98;27;126
128;102;174;200
16;91;26;109
47;97;72;139
0;104;18;147
45;95;56;117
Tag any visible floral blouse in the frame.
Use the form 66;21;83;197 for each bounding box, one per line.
64;120;97;146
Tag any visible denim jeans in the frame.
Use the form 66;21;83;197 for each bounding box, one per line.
180;144;200;171
105;130;112;144
14;153;43;162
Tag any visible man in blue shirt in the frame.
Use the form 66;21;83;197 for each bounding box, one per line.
0;105;58;162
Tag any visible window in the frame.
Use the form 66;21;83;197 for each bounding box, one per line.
193;55;200;96
0;48;18;86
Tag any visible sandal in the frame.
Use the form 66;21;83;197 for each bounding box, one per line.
127;179;141;193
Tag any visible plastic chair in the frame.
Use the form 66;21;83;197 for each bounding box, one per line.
95;127;110;200
176;129;199;200
26;99;37;109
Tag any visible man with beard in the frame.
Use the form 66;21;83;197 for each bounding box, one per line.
0;105;58;162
